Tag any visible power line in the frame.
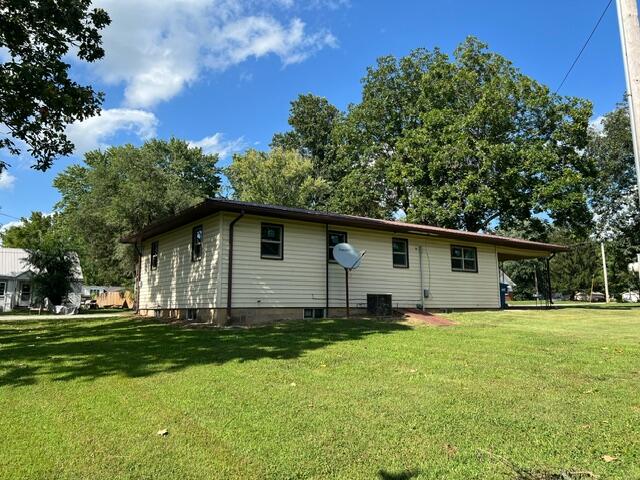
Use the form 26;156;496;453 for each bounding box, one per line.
555;0;614;93
0;211;21;221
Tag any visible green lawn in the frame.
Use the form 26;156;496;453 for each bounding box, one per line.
1;308;639;479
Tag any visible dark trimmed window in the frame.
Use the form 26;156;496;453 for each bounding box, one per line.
150;241;159;270
392;238;409;268
451;245;478;273
260;223;283;259
304;308;325;319
0;282;5;297
191;225;203;262
327;231;347;262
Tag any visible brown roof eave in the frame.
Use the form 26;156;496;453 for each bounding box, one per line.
120;198;569;253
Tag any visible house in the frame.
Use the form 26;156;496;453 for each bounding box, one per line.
121;199;568;325
0;247;84;312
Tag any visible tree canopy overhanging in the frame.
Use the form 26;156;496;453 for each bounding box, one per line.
263;37;595;234
0;0;110;172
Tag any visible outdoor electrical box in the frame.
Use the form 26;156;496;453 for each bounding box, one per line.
423;289;430;298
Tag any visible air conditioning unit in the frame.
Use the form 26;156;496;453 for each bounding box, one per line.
367;294;392;316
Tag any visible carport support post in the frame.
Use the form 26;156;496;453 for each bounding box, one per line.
601;242;610;303
545;255;554;308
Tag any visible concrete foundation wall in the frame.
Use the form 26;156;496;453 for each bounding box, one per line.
137;306;399;326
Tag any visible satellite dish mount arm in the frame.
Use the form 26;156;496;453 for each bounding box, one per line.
344;251;365;318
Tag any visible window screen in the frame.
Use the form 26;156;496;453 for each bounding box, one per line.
261;224;283;259
451;245;478;272
191;225;203;262
327;231;347;261
150;241;159;270
392;238;409;268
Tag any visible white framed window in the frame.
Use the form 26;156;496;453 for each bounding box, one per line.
20;283;31;302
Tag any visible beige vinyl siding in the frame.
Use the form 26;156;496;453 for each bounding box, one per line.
421;239;500;309
327;227;500;310
139;214;221;310
222;216;500;310
139;211;513;312
219;214;327;308
327;228;422;309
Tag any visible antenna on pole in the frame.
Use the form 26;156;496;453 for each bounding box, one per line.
332;243;366;318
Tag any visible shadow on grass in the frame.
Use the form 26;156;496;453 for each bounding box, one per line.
0;317;411;387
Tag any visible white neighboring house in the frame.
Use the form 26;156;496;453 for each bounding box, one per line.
0;247;84;312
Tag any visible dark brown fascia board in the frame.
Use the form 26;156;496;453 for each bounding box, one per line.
120;198;569;253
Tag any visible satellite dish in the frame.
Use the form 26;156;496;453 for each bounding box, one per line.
333;243;365;270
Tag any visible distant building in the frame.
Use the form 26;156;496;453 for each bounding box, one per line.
0;247;83;312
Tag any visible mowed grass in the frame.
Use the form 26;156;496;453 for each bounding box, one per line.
1;308;639;479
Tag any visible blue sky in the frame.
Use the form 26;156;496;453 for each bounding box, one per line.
0;0;628;227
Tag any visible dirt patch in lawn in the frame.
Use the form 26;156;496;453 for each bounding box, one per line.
401;309;457;326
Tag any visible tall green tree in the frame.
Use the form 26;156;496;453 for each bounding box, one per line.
26;234;78;305
226;148;330;209
588;102;640;238
0;0;111;171
329;37;594;230
587;102;640;296
271;94;341;178
54;139;221;286
551;241;604;297
0;211;54;249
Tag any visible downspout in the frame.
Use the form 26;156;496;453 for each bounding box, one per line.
133;239;143;314
418;245;424;311
325;223;329;315
546;253;556;308
226;212;245;322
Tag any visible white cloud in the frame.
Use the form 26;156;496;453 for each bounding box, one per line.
0;220;22;241
66;108;158;154
589;115;605;135
0;171;16;190
188;133;246;158
92;0;338;108
206;17;336;69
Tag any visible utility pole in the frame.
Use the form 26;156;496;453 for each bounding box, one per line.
601;242;610;302
616;0;640;204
